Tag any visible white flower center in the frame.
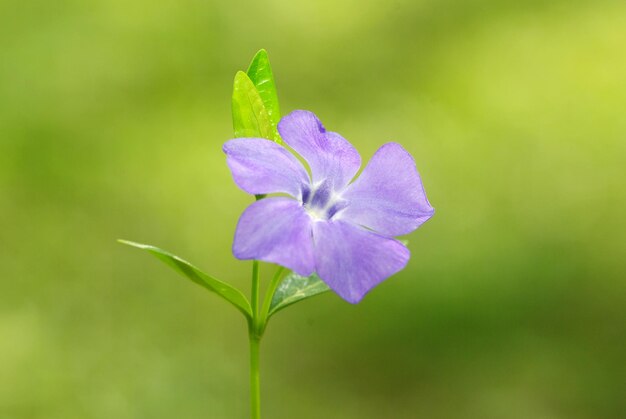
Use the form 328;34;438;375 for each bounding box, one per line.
301;180;347;221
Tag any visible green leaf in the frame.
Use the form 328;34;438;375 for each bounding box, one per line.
119;240;252;320
246;49;281;142
268;272;330;318
231;71;274;140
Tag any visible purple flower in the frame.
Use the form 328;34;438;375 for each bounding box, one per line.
223;110;434;303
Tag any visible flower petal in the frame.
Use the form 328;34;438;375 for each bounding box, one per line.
223;138;309;197
313;220;409;303
340;143;434;236
233;197;315;276
277;110;360;189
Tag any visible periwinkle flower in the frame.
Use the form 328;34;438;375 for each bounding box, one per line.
224;110;434;303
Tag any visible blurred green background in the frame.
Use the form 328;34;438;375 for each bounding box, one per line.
1;0;625;418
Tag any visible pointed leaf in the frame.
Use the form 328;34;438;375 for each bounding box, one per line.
268;272;330;318
119;240;252;320
246;49;281;142
231;71;273;140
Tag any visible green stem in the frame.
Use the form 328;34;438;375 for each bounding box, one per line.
258;266;285;335
249;260;261;419
249;331;261;419
251;261;260;320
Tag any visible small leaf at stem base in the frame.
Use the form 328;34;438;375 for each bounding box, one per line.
268;272;330;318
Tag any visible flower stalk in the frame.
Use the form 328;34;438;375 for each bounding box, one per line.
248;263;286;419
249;260;262;419
248;329;261;419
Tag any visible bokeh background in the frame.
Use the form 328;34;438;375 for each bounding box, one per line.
1;0;625;418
